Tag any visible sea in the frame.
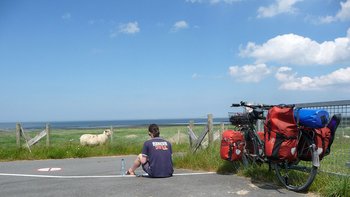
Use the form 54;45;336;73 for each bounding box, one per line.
0;118;229;131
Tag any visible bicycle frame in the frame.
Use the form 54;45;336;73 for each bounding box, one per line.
229;105;268;163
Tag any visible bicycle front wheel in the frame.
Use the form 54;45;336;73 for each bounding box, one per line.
273;161;317;192
272;134;318;192
242;130;264;167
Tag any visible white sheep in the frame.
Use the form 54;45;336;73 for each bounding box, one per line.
80;129;112;146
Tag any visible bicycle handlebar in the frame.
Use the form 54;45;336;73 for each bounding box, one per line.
231;101;294;110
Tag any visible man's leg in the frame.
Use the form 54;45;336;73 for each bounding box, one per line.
127;154;143;175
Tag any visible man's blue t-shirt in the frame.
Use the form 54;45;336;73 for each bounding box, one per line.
141;137;173;178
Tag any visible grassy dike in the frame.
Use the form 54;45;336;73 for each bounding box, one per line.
0;125;349;196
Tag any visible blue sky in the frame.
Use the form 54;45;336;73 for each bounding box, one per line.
1;0;349;122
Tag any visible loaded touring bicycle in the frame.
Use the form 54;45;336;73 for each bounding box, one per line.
220;101;341;192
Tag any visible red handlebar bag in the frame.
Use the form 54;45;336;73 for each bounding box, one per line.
264;106;299;162
220;130;245;161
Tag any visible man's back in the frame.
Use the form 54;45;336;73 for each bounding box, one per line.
142;137;173;177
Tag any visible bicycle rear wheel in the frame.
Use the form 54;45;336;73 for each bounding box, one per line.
272;134;318;192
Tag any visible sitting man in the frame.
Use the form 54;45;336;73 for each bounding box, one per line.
127;124;173;178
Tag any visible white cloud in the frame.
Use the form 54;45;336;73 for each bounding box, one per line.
229;64;271;82
318;16;335;24
110;21;140;37
239;28;350;65
62;12;71;20
276;66;350;90
319;0;350;23
171;20;189;32
337;0;350;21
191;73;223;79
257;0;303;18
192;73;200;79
119;21;140;34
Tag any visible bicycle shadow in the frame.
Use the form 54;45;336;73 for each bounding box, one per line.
249;179;287;194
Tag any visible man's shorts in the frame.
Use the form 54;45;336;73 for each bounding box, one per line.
142;161;151;175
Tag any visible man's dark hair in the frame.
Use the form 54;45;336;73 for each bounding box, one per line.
148;124;160;137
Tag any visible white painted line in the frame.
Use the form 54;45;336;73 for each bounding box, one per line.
174;172;216;176
0;172;216;179
37;168;62;172
0;173;128;179
37;168;50;172
50;168;62;171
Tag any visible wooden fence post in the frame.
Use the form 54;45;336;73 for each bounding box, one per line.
46;123;50;147
207;114;213;145
220;122;225;137
16;123;21;148
110;126;114;144
189;120;194;148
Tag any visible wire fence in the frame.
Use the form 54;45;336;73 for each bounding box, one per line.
295;100;350;176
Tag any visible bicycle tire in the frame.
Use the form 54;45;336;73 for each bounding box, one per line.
272;134;318;192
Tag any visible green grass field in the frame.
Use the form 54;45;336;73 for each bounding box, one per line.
0;125;190;160
0;124;349;196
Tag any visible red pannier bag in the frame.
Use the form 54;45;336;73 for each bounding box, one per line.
314;127;331;159
299;127;330;161
264;106;299;161
220;130;245;161
299;114;340;161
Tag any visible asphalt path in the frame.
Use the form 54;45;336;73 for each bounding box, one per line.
0;156;311;197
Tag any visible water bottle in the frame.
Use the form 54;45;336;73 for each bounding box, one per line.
121;158;126;176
